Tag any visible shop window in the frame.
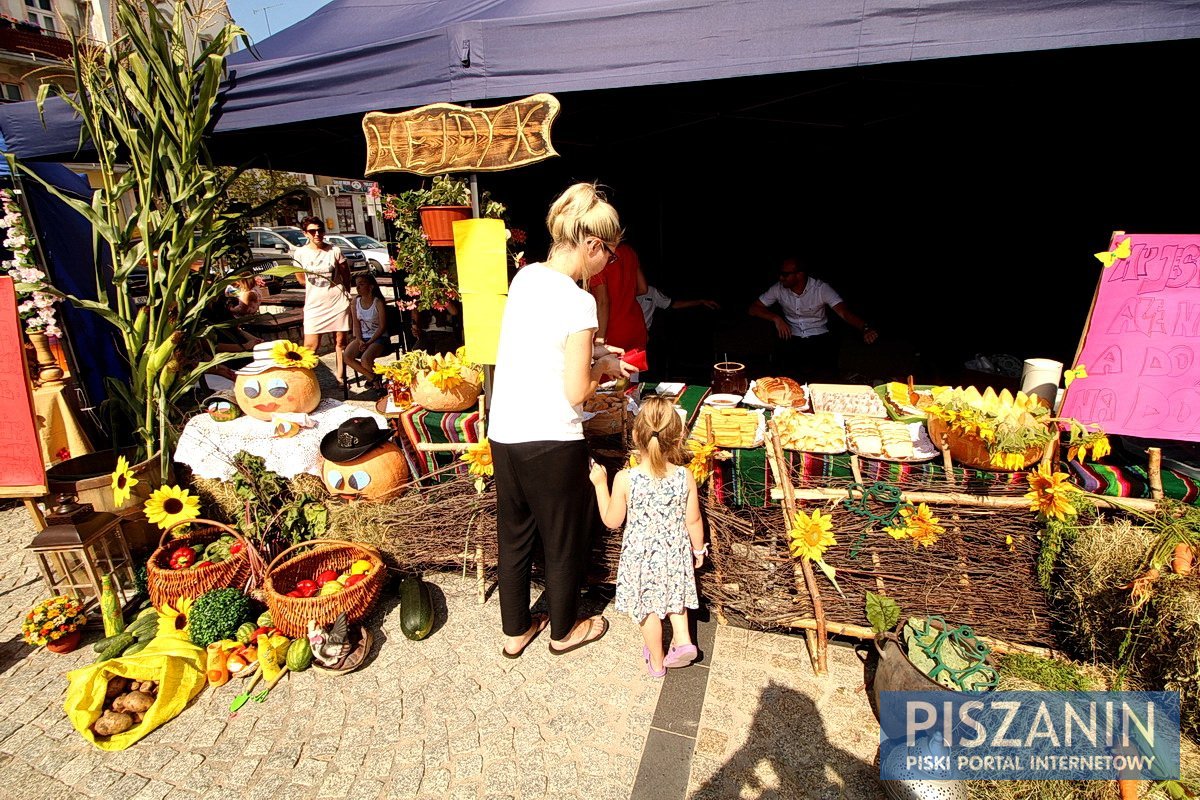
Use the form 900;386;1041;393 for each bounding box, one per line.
336;207;355;232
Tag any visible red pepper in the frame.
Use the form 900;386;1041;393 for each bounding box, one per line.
168;545;196;570
251;626;272;640
191;560;213;570
229;542;244;555
296;579;319;596
345;574;366;588
286;590;303;598
316;570;339;587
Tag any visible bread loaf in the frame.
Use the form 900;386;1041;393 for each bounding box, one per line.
755;376;806;407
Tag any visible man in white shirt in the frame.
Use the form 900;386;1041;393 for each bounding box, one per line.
748;257;877;381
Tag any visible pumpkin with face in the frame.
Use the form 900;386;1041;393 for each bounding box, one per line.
321;442;409;501
234;366;321;421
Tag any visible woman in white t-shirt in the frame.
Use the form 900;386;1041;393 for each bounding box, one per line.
489;183;632;659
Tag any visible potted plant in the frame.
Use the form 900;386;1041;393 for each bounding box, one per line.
375;346;482;412
380;177;521;312
0;188;62;383
23;595;88;653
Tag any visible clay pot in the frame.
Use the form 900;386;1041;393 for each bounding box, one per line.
412;372;481;412
46;630;82;653
418;205;471;247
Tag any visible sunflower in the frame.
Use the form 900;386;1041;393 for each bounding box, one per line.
788;509;836;561
1024;464;1079;521
271;340;318;369
687;440;721;485
460;440;494;477
903;503;944;547
144;484;201;530
110;455;139;506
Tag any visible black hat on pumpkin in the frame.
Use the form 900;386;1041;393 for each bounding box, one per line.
320;417;392;462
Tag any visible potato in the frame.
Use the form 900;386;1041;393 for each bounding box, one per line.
104;677;128;700
111;693;130;713
92;710;134;736
131;712;144;725
121;691;155;714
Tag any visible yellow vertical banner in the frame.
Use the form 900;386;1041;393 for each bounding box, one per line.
454;218;509;365
461;294;507;365
454;218;508;294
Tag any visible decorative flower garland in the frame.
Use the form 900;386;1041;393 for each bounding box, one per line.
0;189;60;337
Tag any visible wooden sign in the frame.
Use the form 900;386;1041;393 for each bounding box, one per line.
363;93;560;176
1060;233;1200;441
0;277;48;497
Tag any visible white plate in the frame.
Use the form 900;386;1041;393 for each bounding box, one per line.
704;393;743;408
848;421;939;463
743;380;810;411
654;382;686;396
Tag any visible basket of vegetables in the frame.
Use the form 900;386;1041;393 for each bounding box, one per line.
147;519;255;608
263;539;386;638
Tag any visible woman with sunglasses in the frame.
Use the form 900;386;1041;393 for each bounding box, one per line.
294;216;352;383
489;182;634;659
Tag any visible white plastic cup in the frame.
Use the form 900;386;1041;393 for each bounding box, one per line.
1021;358;1063;408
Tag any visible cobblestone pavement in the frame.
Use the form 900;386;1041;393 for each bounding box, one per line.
0;504;660;800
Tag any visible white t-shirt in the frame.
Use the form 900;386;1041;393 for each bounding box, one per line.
636;285;672;329
489;263;598;443
757;276;843;338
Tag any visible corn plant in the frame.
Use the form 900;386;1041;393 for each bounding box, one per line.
11;0;286;471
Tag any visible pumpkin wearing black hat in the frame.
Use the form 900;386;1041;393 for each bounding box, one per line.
319;418;409;501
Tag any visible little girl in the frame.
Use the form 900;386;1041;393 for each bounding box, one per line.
590;395;706;677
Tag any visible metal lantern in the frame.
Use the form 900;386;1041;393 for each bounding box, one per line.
25;509;137;617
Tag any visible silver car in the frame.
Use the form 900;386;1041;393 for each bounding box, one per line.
259;226;369;277
326;233;391;275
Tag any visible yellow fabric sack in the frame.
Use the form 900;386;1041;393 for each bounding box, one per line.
64;631;208;751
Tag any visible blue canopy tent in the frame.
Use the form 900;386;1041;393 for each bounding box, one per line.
1;0;1198;175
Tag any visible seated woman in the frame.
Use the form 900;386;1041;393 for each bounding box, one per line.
345;273;388;390
226;277;262;317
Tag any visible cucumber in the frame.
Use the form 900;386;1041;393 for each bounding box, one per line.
399;575;434;641
122;640;149;656
132;622;159;642
95;632;136;663
136;606;158;620
93;629;134;652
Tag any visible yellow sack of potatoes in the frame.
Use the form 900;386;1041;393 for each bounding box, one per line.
64;621;207;751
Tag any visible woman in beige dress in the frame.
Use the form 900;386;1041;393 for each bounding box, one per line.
295;216;352;383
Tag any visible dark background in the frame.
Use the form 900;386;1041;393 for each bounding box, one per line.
264;38;1197;386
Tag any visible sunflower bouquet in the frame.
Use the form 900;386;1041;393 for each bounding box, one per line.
22;595;87;647
377;347;482;411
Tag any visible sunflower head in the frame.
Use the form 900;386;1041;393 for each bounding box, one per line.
459;440;494;477
788;508;836;561
110;455;139;506
1023;463;1079;521
271;340;318;369
144;484;202;530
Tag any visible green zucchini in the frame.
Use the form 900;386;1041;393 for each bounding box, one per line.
123;640;149;656
92;631;128;653
95;632;136;662
399;575;434;641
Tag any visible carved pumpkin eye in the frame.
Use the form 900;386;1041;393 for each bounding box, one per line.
242;379;261;399
267;377;289;398
348;471;372;490
327;470;344;490
206;400;231;413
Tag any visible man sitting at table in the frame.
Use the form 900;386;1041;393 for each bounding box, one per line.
748;256;878;382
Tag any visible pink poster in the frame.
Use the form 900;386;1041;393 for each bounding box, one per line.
1059;233;1200;442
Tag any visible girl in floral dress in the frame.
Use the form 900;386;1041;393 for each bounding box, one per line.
590;395;706;677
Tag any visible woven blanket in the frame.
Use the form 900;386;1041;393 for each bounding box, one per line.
399;406;482;483
1067;460;1200;504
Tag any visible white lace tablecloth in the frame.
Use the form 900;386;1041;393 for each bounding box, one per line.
174;399;388;480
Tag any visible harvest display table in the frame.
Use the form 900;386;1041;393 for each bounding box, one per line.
375;397;483;484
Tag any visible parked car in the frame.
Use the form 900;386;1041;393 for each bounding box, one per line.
250;226;368;280
326;233;391;275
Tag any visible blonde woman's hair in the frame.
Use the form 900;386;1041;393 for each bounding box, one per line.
631;395;689;478
545;182;622;257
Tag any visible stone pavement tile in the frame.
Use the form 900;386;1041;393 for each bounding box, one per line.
384;760;423;799
418;766;451;795
76;765;124;797
129;779;174;800
651;659;710;737
349;776;384;798
630;729;695;800
110;773;151;798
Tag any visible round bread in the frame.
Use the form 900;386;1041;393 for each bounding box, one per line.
756;376;806;407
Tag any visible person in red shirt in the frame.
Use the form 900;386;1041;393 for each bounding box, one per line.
589;242;648;352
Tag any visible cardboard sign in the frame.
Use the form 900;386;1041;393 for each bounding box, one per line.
362;93;560;176
0;277;48;496
1059;233;1200;441
454;218;509;365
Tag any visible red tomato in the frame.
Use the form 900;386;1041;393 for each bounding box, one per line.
345;574;366;587
316;570;339;587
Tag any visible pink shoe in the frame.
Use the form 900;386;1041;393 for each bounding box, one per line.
664;643;698;668
643;646;666;678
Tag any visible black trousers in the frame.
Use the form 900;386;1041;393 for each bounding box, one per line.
780;331;839;383
491;439;599;641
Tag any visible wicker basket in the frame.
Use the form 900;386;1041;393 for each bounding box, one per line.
264;539;386;637
147;519;254;608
